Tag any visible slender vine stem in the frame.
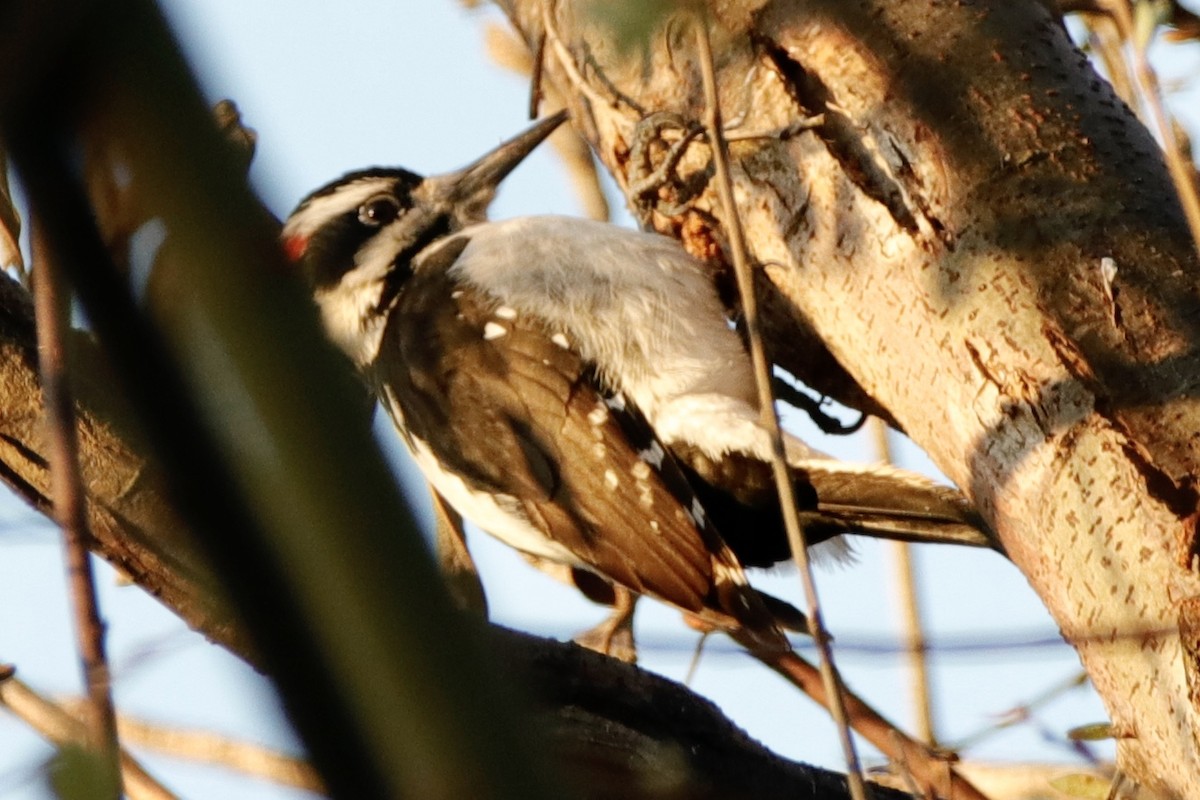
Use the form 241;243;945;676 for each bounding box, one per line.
691;15;870;800
873;419;937;746
32;222;122;796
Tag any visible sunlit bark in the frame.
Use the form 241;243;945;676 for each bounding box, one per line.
496;0;1200;793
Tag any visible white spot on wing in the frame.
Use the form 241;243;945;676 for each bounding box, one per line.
494;305;518;320
605;394;626;411
650;520;660;532
638;485;654;509
631;461;651;480
592;443;606;459
450;289;464;299
587;402;609;427
639;441;665;467
551;332;570;349
690;498;707;527
604;469;619;490
1100;256;1117;285
483;322;507;340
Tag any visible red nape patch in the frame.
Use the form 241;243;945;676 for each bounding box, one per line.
283;235;309;262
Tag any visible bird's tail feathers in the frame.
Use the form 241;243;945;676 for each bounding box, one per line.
796;460;999;551
814;508;996;549
750;588;809;635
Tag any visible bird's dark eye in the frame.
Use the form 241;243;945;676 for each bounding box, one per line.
358;195;401;227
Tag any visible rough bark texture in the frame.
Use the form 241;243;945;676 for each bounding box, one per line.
0;272;245;655
495;0;1200;795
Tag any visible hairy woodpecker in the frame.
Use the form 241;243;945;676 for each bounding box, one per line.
416;213;995;565
283;112;790;651
283;113;996;654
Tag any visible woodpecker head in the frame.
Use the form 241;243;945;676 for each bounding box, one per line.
282;111;567;364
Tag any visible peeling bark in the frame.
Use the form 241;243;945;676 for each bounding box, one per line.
496;0;1200;794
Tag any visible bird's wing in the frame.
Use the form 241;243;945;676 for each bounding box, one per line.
372;264;781;645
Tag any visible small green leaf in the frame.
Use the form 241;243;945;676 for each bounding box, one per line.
47;745;120;800
1066;721;1115;741
580;0;697;54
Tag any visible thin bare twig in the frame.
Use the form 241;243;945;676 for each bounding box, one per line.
485;22;611;221
31;222;121;795
542;8;618;112
56;701;324;794
1080;13;1138;109
0;670;176;800
683;632;710;686
528;31;547;119
873;419;937;747
949;671;1091;752
691;15;871;800
888;539;936;744
754;648;990;800
1102;0;1200;257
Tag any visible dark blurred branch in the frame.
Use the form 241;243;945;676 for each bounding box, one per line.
1;1;555;798
491;627;913;800
0;270;232;653
0;266;883;799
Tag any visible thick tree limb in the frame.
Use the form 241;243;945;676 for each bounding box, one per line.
0;271;242;655
493;0;1200;795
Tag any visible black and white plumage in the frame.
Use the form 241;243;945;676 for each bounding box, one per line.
283;113;995;654
283;113;788;650
408;213;996;565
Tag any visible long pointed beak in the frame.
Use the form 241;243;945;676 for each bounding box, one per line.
420;110;569;221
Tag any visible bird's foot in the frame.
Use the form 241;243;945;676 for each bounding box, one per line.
573;617;638;664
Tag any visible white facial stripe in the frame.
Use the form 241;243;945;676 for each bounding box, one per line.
352;222;412;287
283;178;398;240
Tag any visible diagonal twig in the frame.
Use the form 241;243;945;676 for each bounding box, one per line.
1101;0;1200;256
31;221;122;796
690;14;872;800
0;667;175;800
751;647;990;800
55;699;325;794
484;22;611;221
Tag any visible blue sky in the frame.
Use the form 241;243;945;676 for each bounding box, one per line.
6;1;1197;796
